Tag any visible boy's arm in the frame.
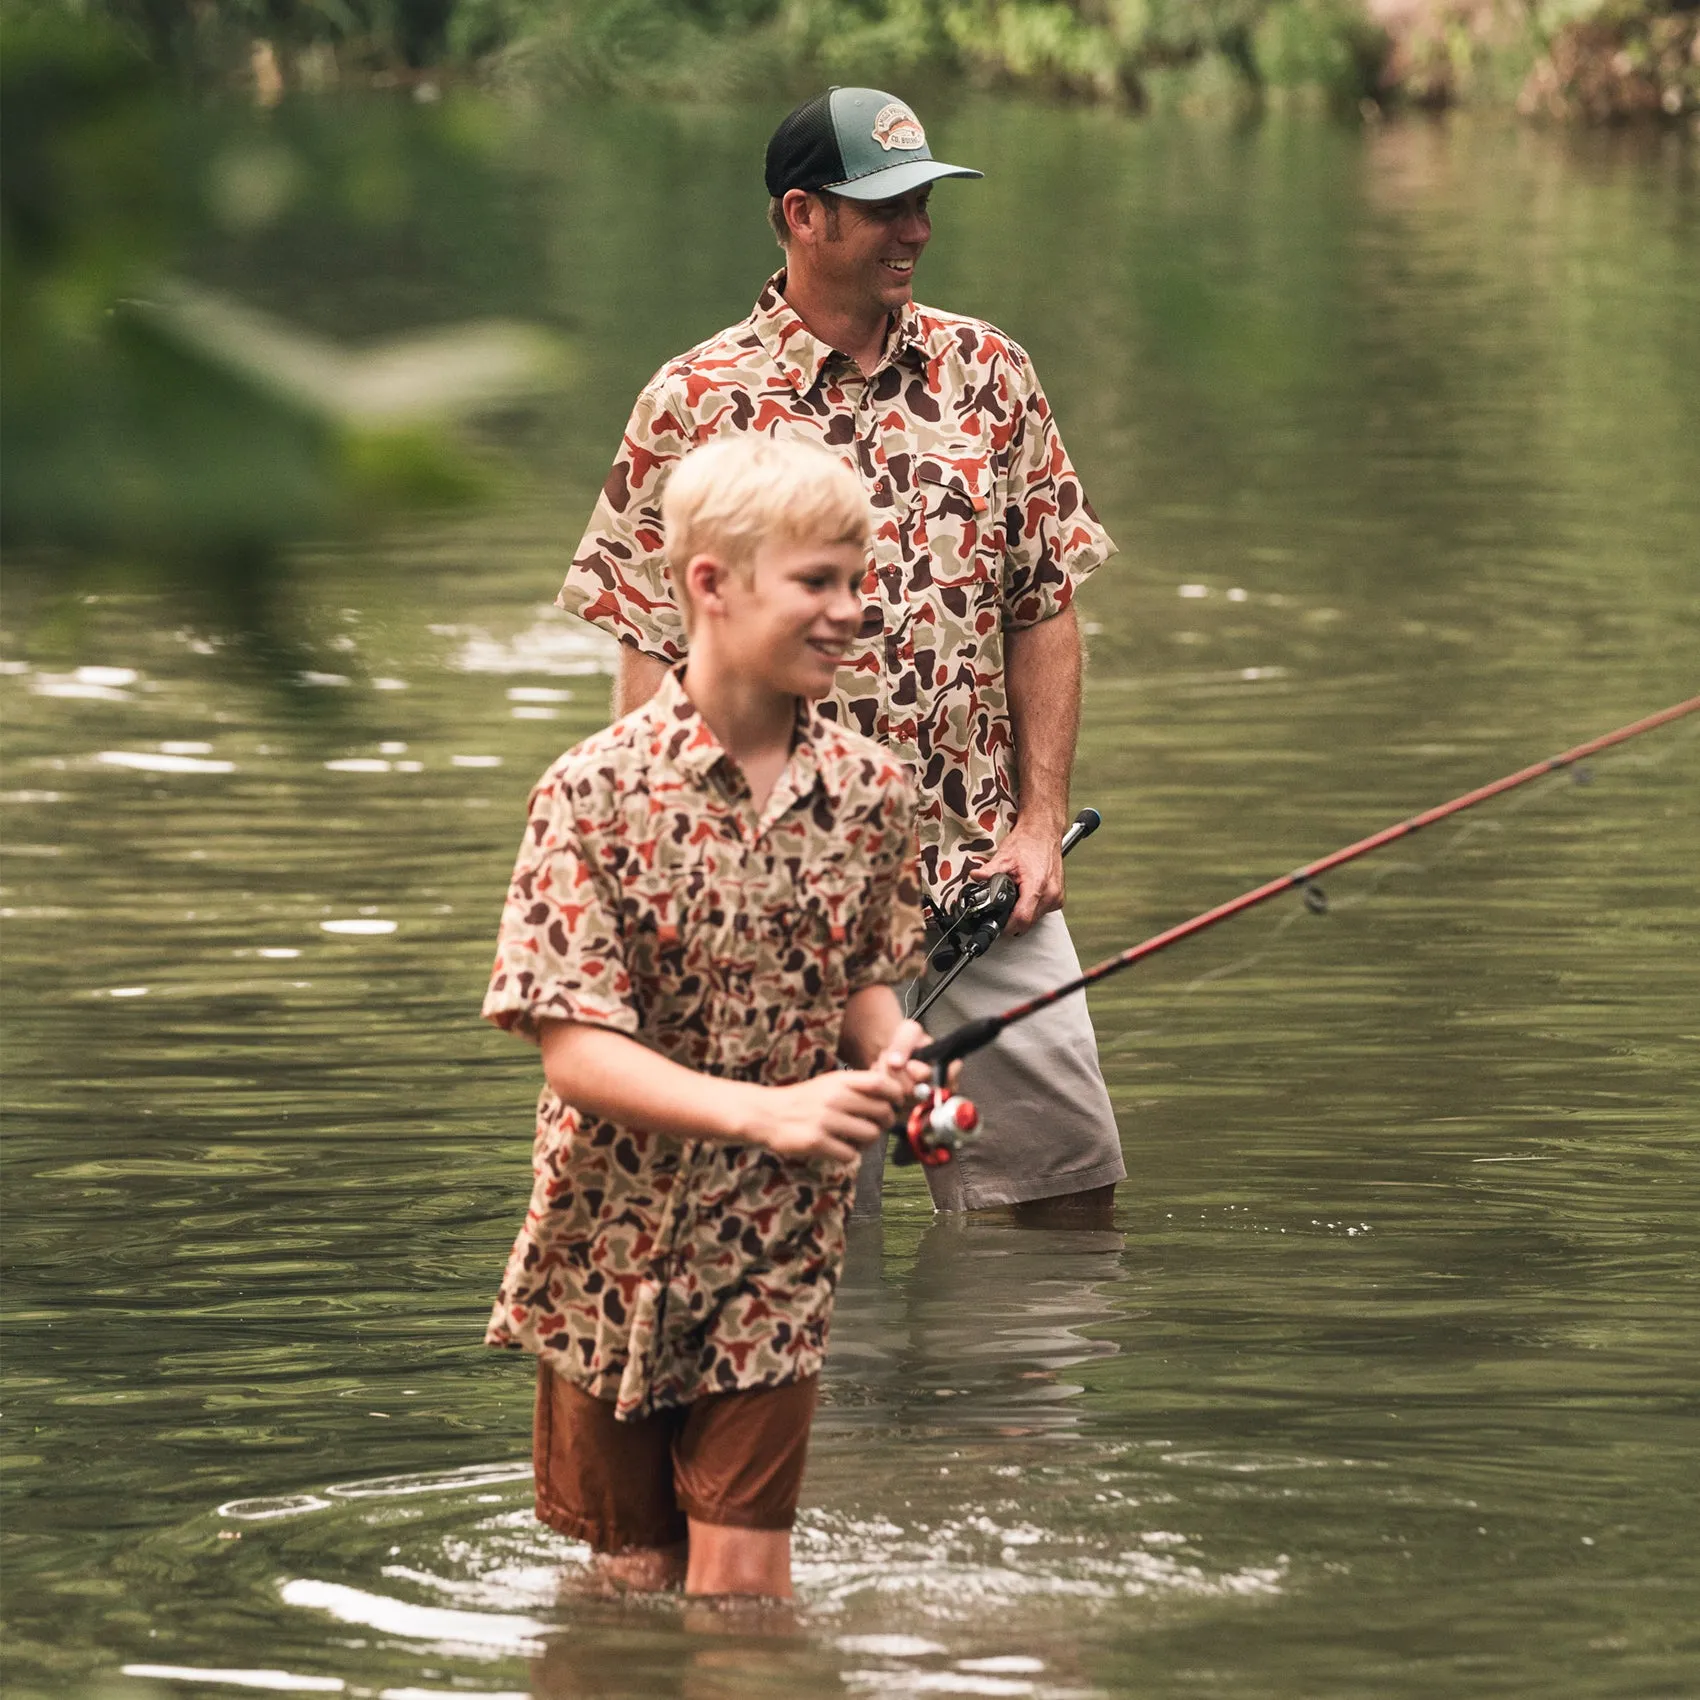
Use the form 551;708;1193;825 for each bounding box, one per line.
539;1018;909;1165
835;790;935;1085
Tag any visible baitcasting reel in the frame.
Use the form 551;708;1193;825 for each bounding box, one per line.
897;810;1100;1164
928;873;1020;974
912;809;1101;1024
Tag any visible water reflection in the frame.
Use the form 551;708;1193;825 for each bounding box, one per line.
831;1218;1126;1436
3;99;1697;1700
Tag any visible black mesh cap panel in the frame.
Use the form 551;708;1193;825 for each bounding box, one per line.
764;89;844;197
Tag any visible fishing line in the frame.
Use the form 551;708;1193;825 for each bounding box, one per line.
1095;711;1700;1059
896;696;1700;1162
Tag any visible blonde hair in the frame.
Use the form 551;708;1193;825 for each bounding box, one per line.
662;436;869;623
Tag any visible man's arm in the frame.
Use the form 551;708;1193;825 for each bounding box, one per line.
613;644;672;720
839;986;931;1072
560;376;690;709
841;989;960;1096
973;605;1082;934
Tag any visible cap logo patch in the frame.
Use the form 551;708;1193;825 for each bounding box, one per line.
871;102;926;153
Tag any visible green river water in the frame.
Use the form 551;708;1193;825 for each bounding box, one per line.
3;98;1698;1700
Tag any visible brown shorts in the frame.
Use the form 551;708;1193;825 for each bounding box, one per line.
532;1364;819;1554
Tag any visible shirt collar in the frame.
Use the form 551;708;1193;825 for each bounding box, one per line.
751;270;924;398
648;664;846;808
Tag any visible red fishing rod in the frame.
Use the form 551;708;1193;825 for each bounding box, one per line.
896;695;1700;1167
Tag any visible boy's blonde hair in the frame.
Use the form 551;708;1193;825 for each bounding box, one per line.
662;437;869;624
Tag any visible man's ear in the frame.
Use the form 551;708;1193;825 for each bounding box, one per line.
782;189;819;247
683;552;730;618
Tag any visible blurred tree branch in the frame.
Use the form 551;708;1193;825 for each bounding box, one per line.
1;11;567;680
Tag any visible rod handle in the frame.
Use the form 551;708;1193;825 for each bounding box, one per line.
1060;807;1101;858
914;1014;1005;1068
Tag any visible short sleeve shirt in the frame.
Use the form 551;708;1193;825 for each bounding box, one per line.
557;272;1116;899
483;668;927;1419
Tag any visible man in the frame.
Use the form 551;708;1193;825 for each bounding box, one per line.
557;86;1124;1227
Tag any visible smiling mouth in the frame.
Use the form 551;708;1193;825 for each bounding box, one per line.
882;258;914;277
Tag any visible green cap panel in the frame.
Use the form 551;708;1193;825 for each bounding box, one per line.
824;87;983;201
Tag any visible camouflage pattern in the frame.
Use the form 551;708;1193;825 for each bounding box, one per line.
558;272;1116;900
483;668;927;1419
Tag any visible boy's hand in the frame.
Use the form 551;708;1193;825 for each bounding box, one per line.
743;1069;908;1165
877;1018;961;1096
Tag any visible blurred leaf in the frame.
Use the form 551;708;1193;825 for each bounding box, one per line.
0;8;568;681
142;278;570;423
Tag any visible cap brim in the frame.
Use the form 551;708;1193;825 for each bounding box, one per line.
827;160;983;201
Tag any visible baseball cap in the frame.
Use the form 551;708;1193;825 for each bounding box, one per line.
765;87;983;203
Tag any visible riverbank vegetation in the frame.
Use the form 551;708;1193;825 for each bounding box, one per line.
41;0;1700;120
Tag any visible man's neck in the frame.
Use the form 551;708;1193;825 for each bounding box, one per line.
780;268;891;376
681;653;797;814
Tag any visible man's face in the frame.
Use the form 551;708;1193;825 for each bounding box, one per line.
817;186;933;317
719;536;865;699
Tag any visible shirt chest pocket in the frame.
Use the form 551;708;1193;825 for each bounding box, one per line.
913;455;1000;597
620;863;725;1009
750;871;862;1008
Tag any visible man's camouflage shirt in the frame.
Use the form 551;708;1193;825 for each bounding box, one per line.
557;272;1117;898
482;667;927;1419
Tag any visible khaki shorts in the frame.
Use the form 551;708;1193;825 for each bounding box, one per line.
855;908;1126;1214
532;1364;819;1553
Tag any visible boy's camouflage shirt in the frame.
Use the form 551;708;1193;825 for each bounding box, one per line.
482;668;927;1419
557;272;1116;900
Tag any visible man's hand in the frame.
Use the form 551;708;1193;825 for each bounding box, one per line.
971;818;1065;936
738;1068;909;1165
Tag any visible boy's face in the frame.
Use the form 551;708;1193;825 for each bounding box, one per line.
717;536;865;698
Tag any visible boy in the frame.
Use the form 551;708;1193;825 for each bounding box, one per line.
482;437;931;1598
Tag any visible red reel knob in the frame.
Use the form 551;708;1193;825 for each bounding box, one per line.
905;1094;956;1166
903;1090;980;1166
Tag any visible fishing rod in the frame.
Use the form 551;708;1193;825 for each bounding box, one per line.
895;695;1700;1168
908;807;1102;1024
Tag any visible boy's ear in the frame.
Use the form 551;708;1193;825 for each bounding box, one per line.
683;552;731;618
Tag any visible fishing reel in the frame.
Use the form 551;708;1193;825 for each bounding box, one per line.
923;809;1102;981
896;810;1101;1162
928;873;1020;973
893;1071;979;1167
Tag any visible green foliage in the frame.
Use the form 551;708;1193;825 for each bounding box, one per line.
72;0;464;77
1519;0;1698;120
27;0;1694;117
1254;0;1387;104
467;0;1289;104
0;11;565;674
